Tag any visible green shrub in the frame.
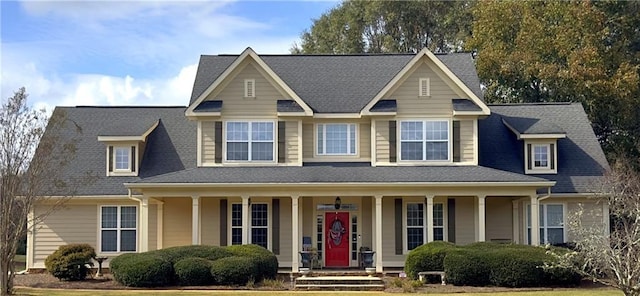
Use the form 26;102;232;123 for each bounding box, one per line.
404;241;456;280
227;244;278;281
174;257;214;286
110;253;174;287
486;247;548;287
45;244;96;281
444;248;490;286
151;245;232;264
210;256;256;285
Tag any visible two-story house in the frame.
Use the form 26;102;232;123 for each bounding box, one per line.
28;48;609;273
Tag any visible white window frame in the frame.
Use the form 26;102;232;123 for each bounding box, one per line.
525;203;566;245
228;201;271;250
224;120;275;162
403;202;426;253
244;79;255;98
524;140;557;174
230;203;243;245
99;205;138;253
113;147;131;171
315;123;358;156
419;77;430;97
399;119;451;162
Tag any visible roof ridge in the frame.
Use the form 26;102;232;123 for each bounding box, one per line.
74;105;186;109
488;102;576;106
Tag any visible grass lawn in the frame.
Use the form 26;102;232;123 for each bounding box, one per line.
14;288;622;296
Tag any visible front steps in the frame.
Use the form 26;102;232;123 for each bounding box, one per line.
293;270;385;291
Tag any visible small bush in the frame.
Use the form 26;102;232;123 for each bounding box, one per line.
404;241;456;280
45;244;96;281
211;256;256;285
227;244;278;281
151;245;232;264
174;257;214;286
110;253;173;287
444;249;490;286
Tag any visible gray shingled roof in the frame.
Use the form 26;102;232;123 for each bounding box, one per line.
502;116;565;135
190;53;484;113
134;163;549;184
479;103;609;193
277;100;305;113
370;100;397;113
452;99;482;112
193;100;222;113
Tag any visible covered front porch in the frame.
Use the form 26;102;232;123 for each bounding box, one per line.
128;182;553;273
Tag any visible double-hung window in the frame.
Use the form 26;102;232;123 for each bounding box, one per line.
400;120;449;161
100;206;137;253
527;204;564;245
114;147;130;171
231;204;243;245
433;203;444;241
229;203;270;249
406;203;425;251
533;144;550;169
316;123;357;155
226;121;274;161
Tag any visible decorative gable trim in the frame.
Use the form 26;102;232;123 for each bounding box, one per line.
186;47;313;117
361;48;490;116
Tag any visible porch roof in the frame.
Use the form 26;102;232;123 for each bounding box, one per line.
129;163;551;186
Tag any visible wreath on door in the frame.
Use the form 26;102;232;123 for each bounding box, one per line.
328;218;346;246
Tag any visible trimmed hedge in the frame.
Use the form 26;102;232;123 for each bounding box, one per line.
210;256;256;285
109;253;174;287
150;245;231;264
404;241;456;280
45;244;96;281
174;257;214;286
442;243;580;287
227;244;278;281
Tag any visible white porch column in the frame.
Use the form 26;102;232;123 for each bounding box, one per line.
241;196;250;245
157;202;164;250
191;196;201;245
374;195;383;273
477;195;486;242
512;200;520;244
426;195;434;243
140;196;149;252
291;195;300;272
530;196;540;246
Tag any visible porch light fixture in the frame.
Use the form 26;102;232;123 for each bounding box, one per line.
334;197;341;210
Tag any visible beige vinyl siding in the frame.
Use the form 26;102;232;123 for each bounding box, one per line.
200;198;221;246
277;198;292;264
206;62;282;117
201;121;215;165
485;197;513;242
32;204;98;268
148;204;158;251
381;197;403;263
302;121;371;162
459;120;475;163
375;120;390;163
285;121;299;164
391;62;456;116
163;198;192;248
454;197;475;244
566;201;604;242
302;197;313;241
361;197;372;250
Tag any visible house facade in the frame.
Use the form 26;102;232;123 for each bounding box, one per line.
28;48;609;273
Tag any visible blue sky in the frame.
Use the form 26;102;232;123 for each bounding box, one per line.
1;0;337;111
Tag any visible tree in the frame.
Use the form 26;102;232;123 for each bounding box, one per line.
294;0;474;54
0;88;87;295
467;0;640;162
547;161;640;296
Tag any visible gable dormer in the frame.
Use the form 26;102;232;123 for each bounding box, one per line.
501;116;566;174
98;120;159;176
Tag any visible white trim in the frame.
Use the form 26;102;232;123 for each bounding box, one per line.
126;181;557;189
525;141;558;174
197;121;203;166
97;120;159;142
108;144;139;177
186;47;313;116
370;119;377;167
472;119;478;165
361;48;490;115
315;123;359;156
502;119;566;140
313;113;362;119
524;202;567;245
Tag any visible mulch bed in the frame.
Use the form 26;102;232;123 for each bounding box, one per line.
14;273;611;293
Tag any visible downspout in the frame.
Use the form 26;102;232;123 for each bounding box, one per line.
538;186;552;201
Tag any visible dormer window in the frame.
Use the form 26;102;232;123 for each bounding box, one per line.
244;79;255;98
525;142;556;174
107;145;137;176
419;78;430;97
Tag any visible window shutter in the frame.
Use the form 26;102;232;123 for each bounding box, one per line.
272;199;280;254
108;146;114;172
220;199;228;246
214;121;222;163
447;198;456;243
453;121;461;162
131;146;136;172
278;121;286;163
389;121;397;163
527;144;532;170
395;198;403;255
550;143;555;170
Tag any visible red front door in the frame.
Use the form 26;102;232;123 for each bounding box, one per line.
325;212;350;267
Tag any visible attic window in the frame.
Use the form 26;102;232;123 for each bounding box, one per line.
525;142;557;174
107;145;137;176
244;79;255;98
419;78;430;97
